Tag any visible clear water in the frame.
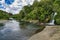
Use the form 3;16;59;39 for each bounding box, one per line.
0;20;40;40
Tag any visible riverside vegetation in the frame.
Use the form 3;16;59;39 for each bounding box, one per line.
0;10;12;20
12;0;60;25
0;0;60;25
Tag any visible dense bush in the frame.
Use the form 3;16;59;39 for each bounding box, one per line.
54;13;60;25
54;0;60;25
0;10;12;20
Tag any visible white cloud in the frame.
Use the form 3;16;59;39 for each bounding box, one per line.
0;0;34;14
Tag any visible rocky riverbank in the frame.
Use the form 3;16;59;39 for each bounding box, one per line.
29;26;60;40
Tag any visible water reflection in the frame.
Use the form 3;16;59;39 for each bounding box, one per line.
0;20;42;40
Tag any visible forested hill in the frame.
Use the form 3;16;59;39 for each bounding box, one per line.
0;10;12;20
12;0;60;25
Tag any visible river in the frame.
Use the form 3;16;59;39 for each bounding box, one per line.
0;20;43;40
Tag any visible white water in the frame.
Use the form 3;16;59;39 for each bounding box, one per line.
47;13;57;25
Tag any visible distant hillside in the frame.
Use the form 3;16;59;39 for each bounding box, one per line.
0;10;12;20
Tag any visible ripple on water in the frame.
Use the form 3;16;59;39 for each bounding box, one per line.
0;20;41;40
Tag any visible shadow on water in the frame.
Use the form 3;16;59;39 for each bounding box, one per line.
0;23;5;30
19;21;45;33
0;20;45;40
0;23;4;27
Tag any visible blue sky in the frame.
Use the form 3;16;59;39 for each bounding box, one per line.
5;0;14;5
0;0;34;14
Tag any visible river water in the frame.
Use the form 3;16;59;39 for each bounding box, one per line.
0;20;41;40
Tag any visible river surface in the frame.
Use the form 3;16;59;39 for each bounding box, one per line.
0;20;41;40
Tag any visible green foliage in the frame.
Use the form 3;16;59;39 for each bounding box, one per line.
12;10;25;20
53;0;60;25
12;0;60;25
23;6;33;14
54;12;60;25
23;0;54;23
12;14;20;20
0;10;12;20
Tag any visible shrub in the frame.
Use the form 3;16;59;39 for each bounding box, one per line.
54;14;60;25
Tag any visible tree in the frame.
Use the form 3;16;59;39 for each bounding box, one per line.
0;10;12;20
53;0;60;25
23;0;54;23
12;0;60;25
